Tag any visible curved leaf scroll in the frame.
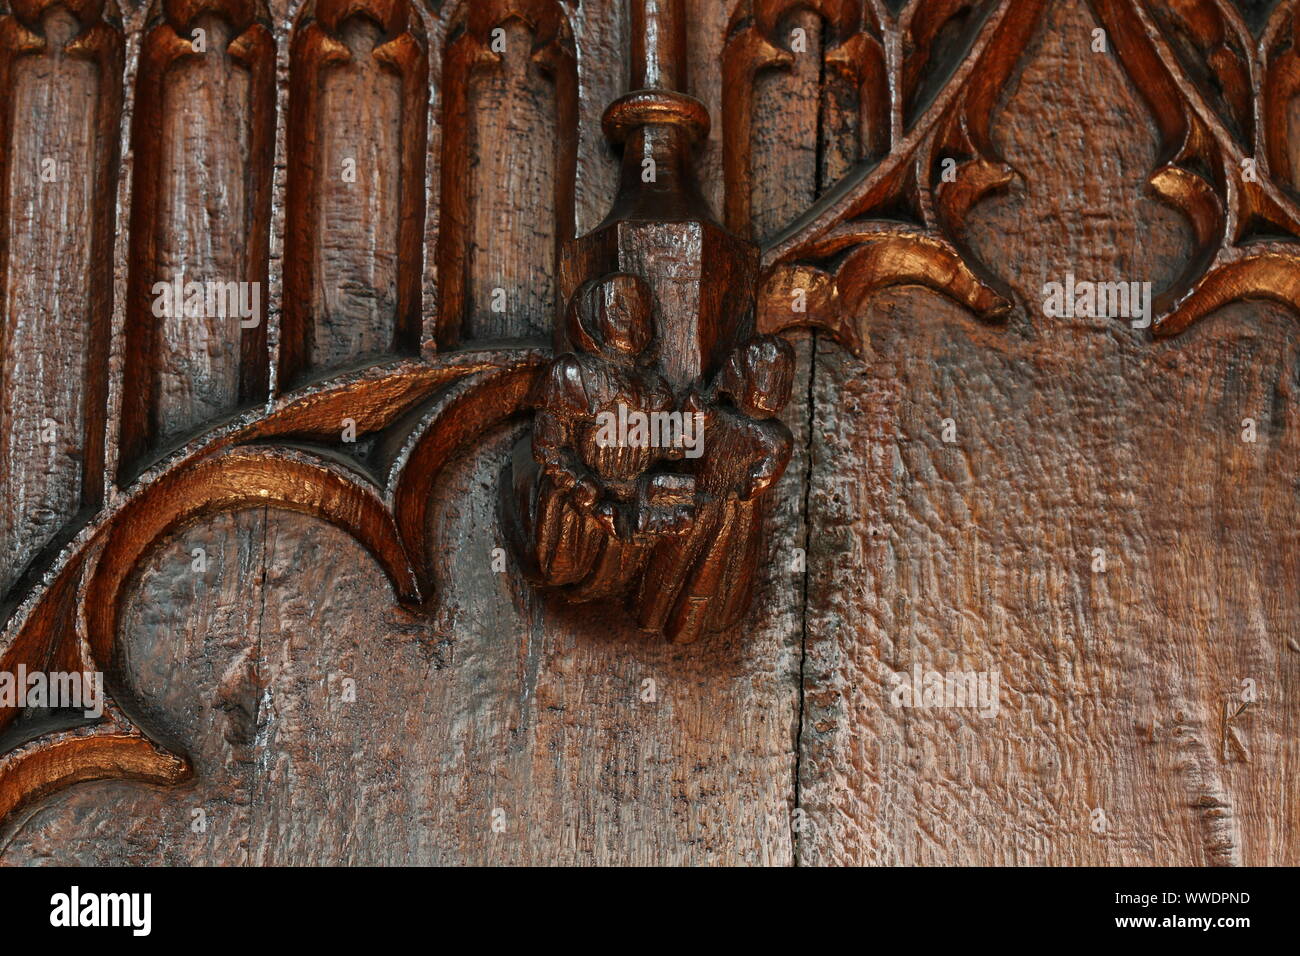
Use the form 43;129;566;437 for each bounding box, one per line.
742;0;1300;349
735;0;1038;355
1089;0;1300;335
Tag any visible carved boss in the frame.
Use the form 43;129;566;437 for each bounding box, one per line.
501;0;797;642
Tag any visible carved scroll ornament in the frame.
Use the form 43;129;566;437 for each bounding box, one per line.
741;0;1300;349
4;0;1300;827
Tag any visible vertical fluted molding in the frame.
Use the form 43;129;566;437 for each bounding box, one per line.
0;0;123;596
433;0;576;348
118;0;275;477
280;0;428;388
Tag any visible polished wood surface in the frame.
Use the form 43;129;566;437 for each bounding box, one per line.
0;0;1295;865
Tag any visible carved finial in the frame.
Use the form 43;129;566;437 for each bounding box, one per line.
507;0;792;645
630;0;687;91
600;0;711;224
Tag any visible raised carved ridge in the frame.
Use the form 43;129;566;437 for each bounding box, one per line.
433;0;578;348
1096;0;1300;336
741;0;1036;354
118;0;277;478
0;347;543;822
280;0;429;386
0;0;124;597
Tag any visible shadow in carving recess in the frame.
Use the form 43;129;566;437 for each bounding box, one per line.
281;0;429;388
0;0;123;597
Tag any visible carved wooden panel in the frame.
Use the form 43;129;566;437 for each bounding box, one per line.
0;0;1296;866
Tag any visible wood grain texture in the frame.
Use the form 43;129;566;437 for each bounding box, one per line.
465;21;558;340
1;0;1298;867
0;1;121;596
795;0;1300;866
119;0;274;473
280;0;427;386
0;0;815;866
435;0;577;347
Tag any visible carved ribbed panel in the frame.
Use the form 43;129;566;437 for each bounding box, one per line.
0;0;122;596
435;0;576;346
280;0;427;387
119;0;274;474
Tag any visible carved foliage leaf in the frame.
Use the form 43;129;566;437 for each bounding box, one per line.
748;0;1040;354
1094;0;1300;334
751;0;1300;347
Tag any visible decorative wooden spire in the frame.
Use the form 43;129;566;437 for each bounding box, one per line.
599;0;710;223
562;0;756;389
508;0;795;643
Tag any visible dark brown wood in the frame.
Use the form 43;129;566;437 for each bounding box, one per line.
0;0;122;597
118;0;276;477
434;0;577;348
794;0;1300;867
279;0;428;387
0;0;1297;866
501;0;802;643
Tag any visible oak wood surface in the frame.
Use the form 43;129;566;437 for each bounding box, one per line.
795;0;1299;865
0;4;119;598
0;0;1295;866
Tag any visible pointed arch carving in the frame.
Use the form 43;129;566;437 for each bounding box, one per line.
433;0;577;348
281;0;429;387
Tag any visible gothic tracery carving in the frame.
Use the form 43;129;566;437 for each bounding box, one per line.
3;0;1300;828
